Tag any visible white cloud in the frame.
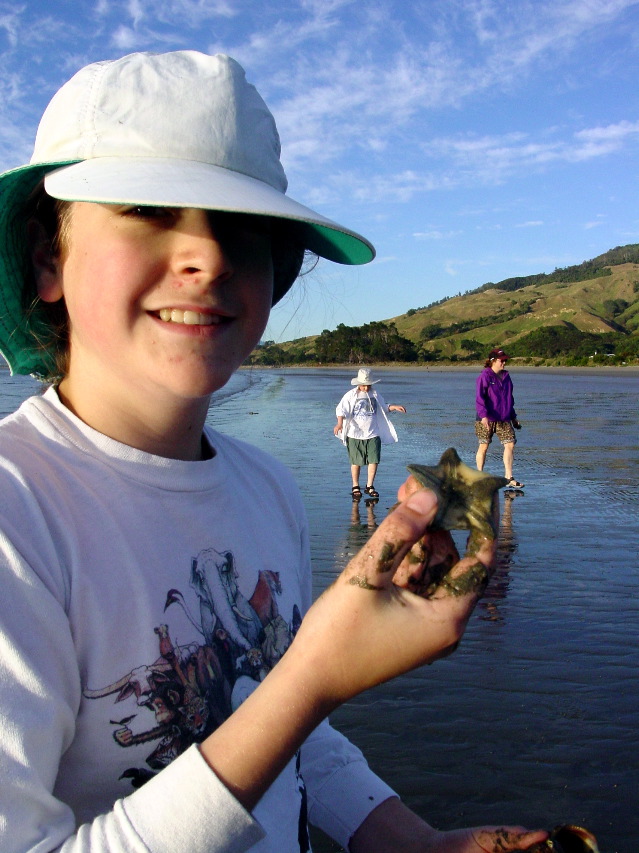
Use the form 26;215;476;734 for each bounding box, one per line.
127;0;144;26
111;24;140;49
420;117;639;188
413;229;463;240
0;9;23;48
572;119;639;159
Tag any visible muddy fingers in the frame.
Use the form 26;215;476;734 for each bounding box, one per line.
438;559;491;598
343;489;440;591
431;523;498;601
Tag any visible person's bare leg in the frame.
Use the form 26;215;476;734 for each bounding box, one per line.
503;442;514;481
351;464;361;489
366;462;379;489
476;443;488;471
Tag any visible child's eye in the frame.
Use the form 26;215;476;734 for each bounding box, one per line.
122;205;174;219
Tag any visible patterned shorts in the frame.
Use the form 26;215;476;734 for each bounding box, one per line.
475;419;516;445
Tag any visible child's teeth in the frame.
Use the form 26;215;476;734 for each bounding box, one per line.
159;309;214;325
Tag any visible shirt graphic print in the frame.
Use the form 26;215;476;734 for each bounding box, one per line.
83;546;305;798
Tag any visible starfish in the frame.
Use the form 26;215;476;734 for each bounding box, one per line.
406;447;508;538
523;824;599;852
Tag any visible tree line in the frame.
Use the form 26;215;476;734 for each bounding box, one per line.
247;321;639;366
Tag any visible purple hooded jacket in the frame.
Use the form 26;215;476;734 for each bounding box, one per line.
475;367;517;422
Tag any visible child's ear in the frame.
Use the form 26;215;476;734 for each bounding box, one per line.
27;220;64;303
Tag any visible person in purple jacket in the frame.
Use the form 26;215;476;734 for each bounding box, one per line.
474;348;524;489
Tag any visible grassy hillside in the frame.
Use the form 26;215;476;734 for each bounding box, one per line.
250;245;639;365
390;259;639;358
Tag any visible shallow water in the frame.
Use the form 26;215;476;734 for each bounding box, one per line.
2;366;638;852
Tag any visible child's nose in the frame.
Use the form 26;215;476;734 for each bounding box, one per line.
171;209;233;286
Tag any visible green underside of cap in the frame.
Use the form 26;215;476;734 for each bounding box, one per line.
304;223;375;266
0;160;78;378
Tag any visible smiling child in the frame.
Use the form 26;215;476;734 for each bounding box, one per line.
0;51;546;853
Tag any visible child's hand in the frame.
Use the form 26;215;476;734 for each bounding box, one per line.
349;797;548;853
292;482;498;706
202;481;502;815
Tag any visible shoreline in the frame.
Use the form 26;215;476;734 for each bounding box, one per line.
243;363;639;376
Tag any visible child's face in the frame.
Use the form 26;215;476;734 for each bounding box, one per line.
40;202;273;407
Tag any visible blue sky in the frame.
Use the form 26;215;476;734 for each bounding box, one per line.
2;0;639;343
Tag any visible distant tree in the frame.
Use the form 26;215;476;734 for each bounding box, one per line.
314;321;417;363
602;299;629;319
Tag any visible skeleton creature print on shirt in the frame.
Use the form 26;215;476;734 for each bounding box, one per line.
84;546;302;788
352;393;377;422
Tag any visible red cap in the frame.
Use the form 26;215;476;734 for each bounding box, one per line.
489;349;509;360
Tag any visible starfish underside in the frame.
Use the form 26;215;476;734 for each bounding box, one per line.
407;447;509;538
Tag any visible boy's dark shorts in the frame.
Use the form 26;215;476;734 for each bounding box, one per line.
475;419;516;445
346;436;382;465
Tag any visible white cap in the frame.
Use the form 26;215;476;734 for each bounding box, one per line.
36;51;375;267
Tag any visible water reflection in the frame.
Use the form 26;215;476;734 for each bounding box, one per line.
478;490;522;623
347;498;379;548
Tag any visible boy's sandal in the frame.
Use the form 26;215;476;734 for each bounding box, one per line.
352;486;362;500
364;486;379;498
506;479;524;489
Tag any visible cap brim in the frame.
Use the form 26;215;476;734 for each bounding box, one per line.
44;157;375;266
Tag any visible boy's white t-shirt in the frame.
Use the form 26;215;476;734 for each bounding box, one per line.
343;389;380;439
335;388;398;444
0;388;395;853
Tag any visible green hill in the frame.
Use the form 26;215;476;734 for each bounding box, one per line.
249;244;639;366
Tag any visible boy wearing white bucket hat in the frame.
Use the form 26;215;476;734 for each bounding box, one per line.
334;368;406;500
0;51;547;853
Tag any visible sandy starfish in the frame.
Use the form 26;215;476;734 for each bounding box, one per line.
406;447;508;538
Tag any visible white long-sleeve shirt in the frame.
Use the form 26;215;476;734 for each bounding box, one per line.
335;388;398;444
0;387;395;852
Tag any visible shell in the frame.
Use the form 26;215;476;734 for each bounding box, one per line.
407;447;509;538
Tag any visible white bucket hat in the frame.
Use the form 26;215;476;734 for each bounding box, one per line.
351;368;380;385
0;50;375;378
